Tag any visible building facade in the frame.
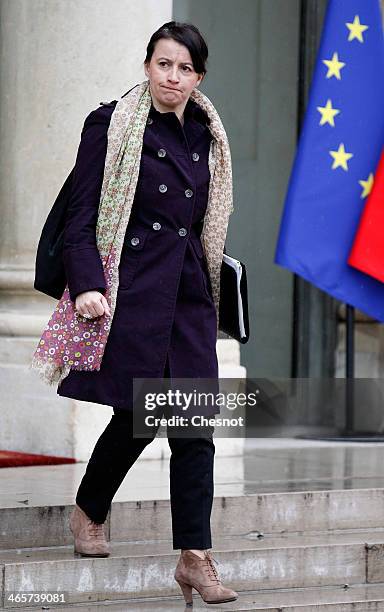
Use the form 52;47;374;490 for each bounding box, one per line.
1;0;383;457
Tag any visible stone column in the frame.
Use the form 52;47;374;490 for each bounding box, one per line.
0;0;173;458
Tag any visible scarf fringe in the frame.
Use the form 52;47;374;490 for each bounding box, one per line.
29;355;71;387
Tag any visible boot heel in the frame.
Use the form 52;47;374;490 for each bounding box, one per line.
175;579;193;605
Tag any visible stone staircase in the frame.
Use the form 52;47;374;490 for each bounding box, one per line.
1;487;384;609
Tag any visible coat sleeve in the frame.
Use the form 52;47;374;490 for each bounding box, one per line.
63;104;115;303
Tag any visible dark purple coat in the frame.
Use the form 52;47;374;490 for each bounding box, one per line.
57;95;220;412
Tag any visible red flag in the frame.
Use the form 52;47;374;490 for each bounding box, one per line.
348;148;384;283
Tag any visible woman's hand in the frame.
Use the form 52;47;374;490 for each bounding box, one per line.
75;290;111;319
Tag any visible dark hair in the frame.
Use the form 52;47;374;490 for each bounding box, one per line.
144;21;208;75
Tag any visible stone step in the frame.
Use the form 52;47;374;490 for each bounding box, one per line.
2;488;384;550
1;531;384;607
2;584;384;610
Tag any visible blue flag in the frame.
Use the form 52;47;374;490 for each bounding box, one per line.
274;0;384;321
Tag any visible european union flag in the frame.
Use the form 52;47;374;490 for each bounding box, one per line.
274;0;384;321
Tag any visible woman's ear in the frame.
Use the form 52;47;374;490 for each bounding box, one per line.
195;73;205;88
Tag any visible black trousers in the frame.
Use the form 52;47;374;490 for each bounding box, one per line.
75;356;216;550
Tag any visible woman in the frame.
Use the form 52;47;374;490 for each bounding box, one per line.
32;21;237;605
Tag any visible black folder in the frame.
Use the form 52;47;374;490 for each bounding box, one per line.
219;252;250;344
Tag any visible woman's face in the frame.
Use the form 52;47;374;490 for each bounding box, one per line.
144;37;204;112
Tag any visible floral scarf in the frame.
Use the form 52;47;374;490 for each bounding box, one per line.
31;79;233;386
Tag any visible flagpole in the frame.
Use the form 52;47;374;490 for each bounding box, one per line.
339;305;384;440
326;303;384;441
344;304;355;435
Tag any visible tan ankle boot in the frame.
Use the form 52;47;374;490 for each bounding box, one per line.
69;504;110;557
174;549;238;605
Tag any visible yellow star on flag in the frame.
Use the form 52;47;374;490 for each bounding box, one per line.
322;52;346;79
359;173;374;198
316;99;340;127
329;143;353;171
346;15;369;43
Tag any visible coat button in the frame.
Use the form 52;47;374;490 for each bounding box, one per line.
192;152;200;161
157;148;166;157
147;117;153;125
185;189;194;198
159;184;168;193
153;222;161;230
178;228;187;237
131;236;140;246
